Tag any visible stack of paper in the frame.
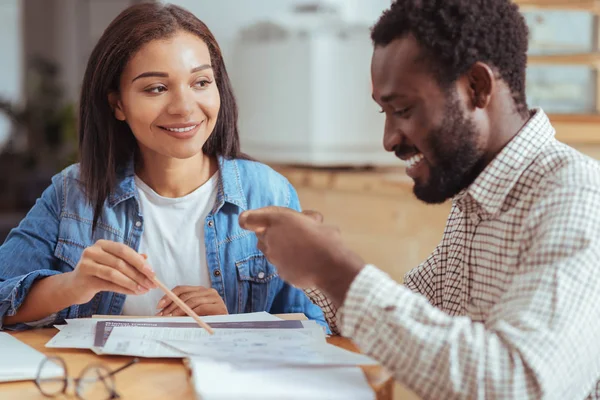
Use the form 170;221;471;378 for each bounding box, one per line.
46;312;282;354
45;312;377;399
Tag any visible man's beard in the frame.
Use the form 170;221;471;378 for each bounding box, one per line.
412;93;486;204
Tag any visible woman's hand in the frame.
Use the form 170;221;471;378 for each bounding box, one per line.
66;240;157;304
156;286;228;316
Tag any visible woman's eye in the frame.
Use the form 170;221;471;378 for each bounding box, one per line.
145;85;167;94
194;80;212;88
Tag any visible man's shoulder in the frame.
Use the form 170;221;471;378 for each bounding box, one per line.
517;140;600;225
533;140;600;192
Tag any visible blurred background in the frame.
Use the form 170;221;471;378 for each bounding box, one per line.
2;0;600;284
1;1;599;398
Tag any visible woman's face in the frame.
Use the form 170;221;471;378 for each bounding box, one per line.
111;31;220;161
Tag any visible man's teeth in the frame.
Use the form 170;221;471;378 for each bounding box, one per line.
405;153;424;169
164;125;197;133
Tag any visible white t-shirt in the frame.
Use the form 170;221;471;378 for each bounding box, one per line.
121;173;219;316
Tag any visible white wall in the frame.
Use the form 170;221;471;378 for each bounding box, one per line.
163;0;392;166
165;0;391;65
0;0;23;150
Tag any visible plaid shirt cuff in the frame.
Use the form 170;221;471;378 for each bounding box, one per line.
303;287;341;335
341;264;412;345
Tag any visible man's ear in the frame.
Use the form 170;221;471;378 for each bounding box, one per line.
108;92;126;121
466;62;495;109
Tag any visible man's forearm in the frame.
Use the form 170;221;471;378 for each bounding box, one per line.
340;265;598;400
315;248;365;307
4;272;78;325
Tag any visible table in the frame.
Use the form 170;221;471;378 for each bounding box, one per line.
0;318;394;399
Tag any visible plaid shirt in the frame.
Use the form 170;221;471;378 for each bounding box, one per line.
308;109;600;399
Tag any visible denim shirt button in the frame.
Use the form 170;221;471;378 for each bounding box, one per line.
213;269;221;277
135;221;142;227
257;271;265;279
207;220;214;227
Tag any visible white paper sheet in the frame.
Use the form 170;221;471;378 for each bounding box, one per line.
171;339;377;366
99;325;327;358
94;335;185;358
100;326;375;367
45;312;281;349
189;358;375;400
0;333;62;382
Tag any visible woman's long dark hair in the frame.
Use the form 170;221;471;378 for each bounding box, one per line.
79;3;243;230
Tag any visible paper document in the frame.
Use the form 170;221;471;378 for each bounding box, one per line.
99;323;326;358
94;320;304;347
46;311;281;349
170;337;377;366
0;333;62;382
100;325;374;366
189;358;375;400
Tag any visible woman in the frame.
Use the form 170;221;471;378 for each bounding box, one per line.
0;3;327;330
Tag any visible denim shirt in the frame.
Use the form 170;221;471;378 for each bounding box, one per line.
0;156;327;330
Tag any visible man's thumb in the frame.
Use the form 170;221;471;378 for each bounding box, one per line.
302;210;324;223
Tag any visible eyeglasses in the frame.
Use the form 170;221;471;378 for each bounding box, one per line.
35;356;138;400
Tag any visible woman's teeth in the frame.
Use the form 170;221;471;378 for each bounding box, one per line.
163;125;197;133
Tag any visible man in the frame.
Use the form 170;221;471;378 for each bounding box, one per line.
239;0;600;399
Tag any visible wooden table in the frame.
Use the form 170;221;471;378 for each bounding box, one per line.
0;322;393;399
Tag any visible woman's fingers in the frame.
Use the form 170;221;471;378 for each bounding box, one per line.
97;240;156;280
91;248;155;290
87;262;146;294
159;291;219;316
156;286;210;311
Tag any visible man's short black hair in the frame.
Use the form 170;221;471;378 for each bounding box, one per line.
371;0;529;113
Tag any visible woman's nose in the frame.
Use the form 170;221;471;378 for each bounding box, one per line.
167;88;194;117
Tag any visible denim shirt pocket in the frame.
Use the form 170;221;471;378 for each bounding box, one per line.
53;215;124;269
235;253;279;313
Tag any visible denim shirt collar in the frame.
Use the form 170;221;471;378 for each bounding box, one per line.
107;156;247;211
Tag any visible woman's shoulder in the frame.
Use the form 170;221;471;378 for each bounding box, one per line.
220;157;296;208
42;163;83;195
53;163;83;183
231;157;285;180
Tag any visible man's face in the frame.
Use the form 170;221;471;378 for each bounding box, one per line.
371;35;488;203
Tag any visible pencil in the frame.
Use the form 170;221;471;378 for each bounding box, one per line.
152;276;214;335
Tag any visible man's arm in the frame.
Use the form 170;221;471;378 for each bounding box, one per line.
341;185;600;400
403;246;441;306
304;241;445;336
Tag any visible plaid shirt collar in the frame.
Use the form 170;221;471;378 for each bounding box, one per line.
454;108;555;218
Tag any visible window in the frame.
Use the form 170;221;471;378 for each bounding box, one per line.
517;0;600;143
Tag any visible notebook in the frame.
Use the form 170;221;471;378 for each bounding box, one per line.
187;357;375;399
0;332;52;382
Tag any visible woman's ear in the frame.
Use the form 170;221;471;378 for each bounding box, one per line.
466;62;495;109
108;92;126;121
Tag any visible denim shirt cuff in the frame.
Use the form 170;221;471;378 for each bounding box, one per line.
0;270;75;330
317;319;332;335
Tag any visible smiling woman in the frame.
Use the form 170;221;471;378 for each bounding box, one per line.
0;2;329;332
